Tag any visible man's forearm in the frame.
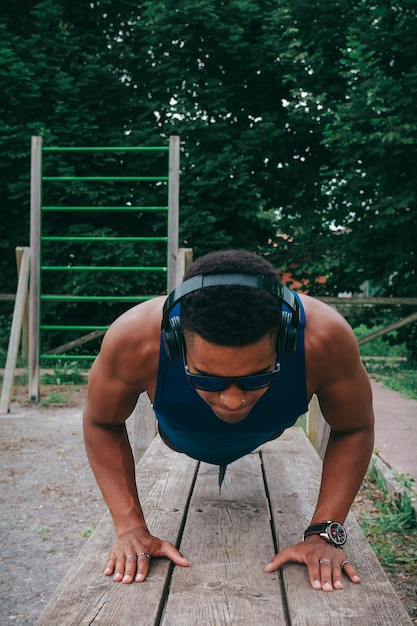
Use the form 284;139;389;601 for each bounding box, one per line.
310;427;374;524
83;420;148;535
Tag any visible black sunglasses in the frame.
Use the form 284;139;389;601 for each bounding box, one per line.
182;349;280;392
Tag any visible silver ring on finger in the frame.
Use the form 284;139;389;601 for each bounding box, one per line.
319;558;332;565
126;554;138;560
137;552;151;560
340;560;350;569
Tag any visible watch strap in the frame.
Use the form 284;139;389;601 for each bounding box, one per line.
304;522;328;536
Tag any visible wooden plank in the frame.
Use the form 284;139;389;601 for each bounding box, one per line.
45;329;105;355
261;428;413;625
36;437;199;625
0;247;30;414
318;297;417;306
161;454;287;625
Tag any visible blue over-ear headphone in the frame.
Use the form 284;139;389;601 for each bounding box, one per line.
161;273;300;361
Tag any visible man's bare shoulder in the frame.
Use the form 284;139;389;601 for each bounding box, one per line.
97;296;166;387
299;294;363;391
299;294;356;342
108;296;165;338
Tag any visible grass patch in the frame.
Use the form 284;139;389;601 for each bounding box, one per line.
82;521;99;538
40;360;85;386
363;360;417;400
34;526;50;542
357;463;417;577
39;390;73;406
354;324;417;400
355;324;408;358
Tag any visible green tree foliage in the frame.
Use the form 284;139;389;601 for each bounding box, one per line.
319;1;417;356
1;0;416;356
108;0;292;256
320;1;417;297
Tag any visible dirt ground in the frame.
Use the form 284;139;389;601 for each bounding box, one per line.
0;385;106;625
0;384;416;624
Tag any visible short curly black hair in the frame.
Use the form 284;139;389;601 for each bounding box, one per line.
180;250;282;346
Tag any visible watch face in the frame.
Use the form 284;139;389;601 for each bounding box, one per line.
328;522;347;545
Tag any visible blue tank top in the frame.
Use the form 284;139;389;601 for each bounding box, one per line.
153;293;308;466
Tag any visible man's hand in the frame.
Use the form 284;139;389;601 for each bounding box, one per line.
104;528;190;583
265;536;360;591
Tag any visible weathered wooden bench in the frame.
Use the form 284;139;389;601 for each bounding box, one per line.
36;427;412;625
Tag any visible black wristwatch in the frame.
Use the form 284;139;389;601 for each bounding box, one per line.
303;521;347;547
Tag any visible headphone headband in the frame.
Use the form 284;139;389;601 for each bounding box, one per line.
161;273;300;361
162;273;298;327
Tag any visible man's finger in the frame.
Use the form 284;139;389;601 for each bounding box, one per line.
104;552;116;576
264;546;302;572
123;554;140;583
134;553;151;582
157;541;190;567
318;558;334;592
341;560;361;584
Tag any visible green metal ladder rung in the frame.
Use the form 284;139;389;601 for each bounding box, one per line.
43;146;169;152
40;266;167;272
41;236;168;242
40;295;153;302
42;176;168;182
41;206;168;211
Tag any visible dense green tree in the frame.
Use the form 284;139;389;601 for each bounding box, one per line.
105;0;357;287
318;1;417;356
320;0;417;296
1;0;417;358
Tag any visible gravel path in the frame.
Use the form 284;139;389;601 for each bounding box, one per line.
0;387;108;625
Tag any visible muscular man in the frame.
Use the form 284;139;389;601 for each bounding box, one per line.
83;249;374;592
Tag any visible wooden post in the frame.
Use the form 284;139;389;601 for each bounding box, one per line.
29;136;42;403
306;394;330;460
16;247;30;360
0;247;31;413
167;135;180;293
175;247;194;285
132;394;157;464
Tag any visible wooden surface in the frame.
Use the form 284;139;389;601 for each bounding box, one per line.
161;454;286;625
262;430;413;625
36;429;412;625
36;437;199;626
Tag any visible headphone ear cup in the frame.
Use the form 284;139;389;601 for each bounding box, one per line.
162;316;183;361
279;310;298;356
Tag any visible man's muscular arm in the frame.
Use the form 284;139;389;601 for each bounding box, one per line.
83;300;189;583
265;298;374;591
